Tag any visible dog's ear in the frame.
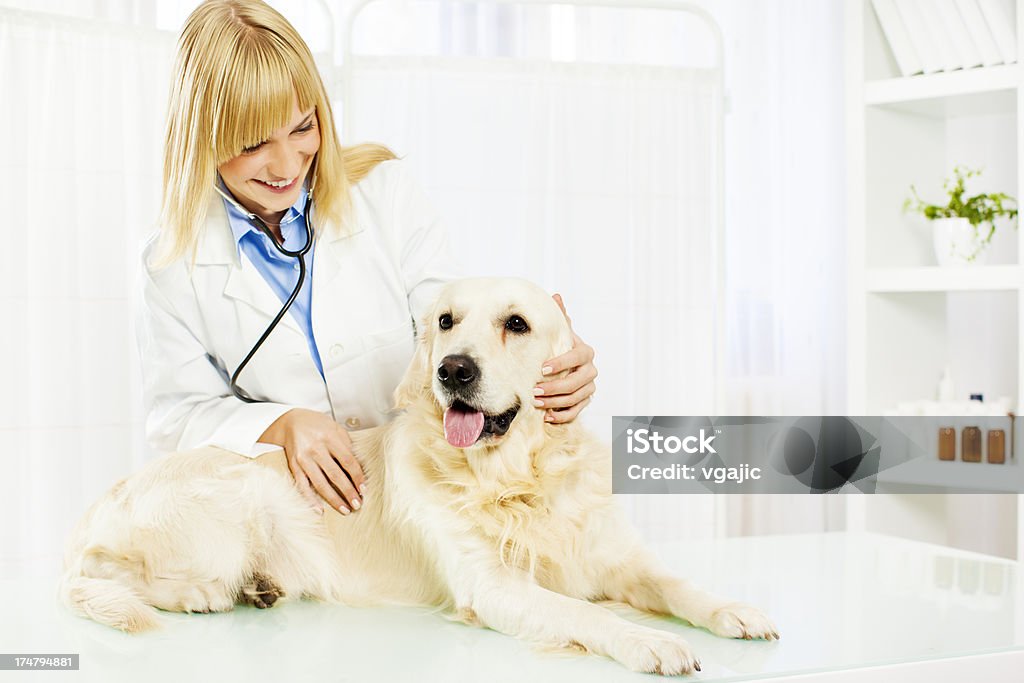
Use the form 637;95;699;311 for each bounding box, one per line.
552;322;574;361
548;291;576;361
393;316;433;410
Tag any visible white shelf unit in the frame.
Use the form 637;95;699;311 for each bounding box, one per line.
865;264;1023;292
846;0;1024;562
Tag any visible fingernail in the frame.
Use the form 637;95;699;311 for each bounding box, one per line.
533;386;545;396
313;505;324;516
338;505;350;515
542;366;553;375
358;485;367;497
351;498;362;511
544;412;554;422
533;398;544;407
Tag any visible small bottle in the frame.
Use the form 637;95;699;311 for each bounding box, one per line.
987;430;1006;464
962;427;982;462
938;427;956;461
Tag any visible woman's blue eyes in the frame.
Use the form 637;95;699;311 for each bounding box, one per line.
241;123;315;154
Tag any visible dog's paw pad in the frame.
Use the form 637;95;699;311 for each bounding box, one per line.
709;603;779;641
613;629;700;676
241;573;283;609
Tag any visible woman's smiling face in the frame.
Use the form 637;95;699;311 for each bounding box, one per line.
218;96;321;226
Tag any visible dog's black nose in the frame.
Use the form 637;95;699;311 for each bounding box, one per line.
437;354;479;388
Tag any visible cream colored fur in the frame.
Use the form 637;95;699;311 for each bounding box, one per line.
59;277;777;675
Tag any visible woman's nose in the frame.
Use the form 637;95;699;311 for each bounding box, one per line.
266;142;305;180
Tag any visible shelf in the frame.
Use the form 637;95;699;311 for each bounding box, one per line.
853;0;1024;560
865;265;1023;293
865;64;1019;117
876;458;1024;493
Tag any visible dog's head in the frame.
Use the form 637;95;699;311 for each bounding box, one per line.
394;278;574;449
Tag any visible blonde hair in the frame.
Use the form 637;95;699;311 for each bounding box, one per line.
153;0;396;267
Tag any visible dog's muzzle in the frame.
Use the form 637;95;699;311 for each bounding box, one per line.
436;354;520;448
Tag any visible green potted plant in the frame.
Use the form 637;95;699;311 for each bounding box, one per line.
903;166;1017;265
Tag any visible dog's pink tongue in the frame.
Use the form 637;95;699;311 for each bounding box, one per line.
443;408;485;448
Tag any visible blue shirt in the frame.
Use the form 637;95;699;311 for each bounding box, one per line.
219;180;324;377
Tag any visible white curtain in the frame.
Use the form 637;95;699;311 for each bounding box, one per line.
707;0;847;534
348;56;721;422
0;7;174;578
713;0;847;416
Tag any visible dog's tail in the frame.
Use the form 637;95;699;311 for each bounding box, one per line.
58;555;160;633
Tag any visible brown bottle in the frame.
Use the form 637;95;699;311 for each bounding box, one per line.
988;430;1006;464
962;427;982;462
938;427;956;461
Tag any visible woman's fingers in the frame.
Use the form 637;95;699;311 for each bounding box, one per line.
535;363;598;403
285;452;323;514
329;429;366;495
546;396;591;424
315;446;363;513
535;295;598;424
535;373;596;410
276;410;368;515
300;450;353;515
540;332;595;377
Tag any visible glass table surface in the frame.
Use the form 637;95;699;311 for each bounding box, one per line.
3;532;1021;682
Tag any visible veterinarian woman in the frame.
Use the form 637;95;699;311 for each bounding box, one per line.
138;0;598;516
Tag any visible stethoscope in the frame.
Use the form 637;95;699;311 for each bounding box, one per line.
213;174;315;404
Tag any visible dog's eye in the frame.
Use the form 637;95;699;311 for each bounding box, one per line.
439;313;453;331
505;315;530;334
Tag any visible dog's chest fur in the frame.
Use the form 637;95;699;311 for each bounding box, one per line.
403;416;613;598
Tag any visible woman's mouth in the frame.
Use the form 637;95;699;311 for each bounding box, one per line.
253;177;297;194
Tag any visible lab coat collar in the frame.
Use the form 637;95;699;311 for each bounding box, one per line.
194;193;241;266
193;191;365;266
194;193;302;331
192;190;366;329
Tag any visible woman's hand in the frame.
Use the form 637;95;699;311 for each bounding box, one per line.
533;294;597;423
259;408;365;515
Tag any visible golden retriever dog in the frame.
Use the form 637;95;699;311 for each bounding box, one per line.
59;277;777;675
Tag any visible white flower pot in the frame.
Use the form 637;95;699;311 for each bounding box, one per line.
932;217;988;266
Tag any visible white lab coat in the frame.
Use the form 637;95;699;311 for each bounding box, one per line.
137;159;456;457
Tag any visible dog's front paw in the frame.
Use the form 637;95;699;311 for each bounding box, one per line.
709;603;779;641
240;573;283;609
613;628;701;676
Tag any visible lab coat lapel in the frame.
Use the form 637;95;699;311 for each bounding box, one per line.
195;194;302;334
310;211;366;348
313;212;365;291
223;259;303;334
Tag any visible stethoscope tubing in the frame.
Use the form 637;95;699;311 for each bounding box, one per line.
213;182;315;403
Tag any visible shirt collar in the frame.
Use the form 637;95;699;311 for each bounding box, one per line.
217;176;309;251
